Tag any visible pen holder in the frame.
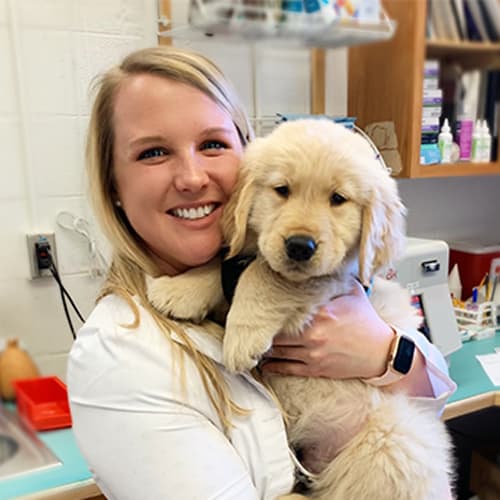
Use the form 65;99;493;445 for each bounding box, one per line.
454;301;497;330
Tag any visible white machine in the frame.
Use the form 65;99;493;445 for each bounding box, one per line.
394;237;462;358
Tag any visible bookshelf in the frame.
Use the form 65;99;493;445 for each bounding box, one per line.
347;0;500;179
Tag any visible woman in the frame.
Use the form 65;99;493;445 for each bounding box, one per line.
67;46;455;500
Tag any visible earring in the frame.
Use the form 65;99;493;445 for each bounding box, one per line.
115;200;122;207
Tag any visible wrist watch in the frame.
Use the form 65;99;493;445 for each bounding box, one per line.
365;330;416;386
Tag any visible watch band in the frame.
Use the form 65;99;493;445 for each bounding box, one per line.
365;330;416;387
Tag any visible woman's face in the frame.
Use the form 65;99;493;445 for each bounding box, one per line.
112;74;243;275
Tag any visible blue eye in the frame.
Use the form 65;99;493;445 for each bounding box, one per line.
201;140;227;151
138;147;167;160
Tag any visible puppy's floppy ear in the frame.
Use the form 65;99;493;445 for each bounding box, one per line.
358;176;406;286
221;168;256;258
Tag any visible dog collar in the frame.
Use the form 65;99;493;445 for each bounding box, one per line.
220;248;256;304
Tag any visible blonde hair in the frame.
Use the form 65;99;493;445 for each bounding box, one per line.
86;46;254;434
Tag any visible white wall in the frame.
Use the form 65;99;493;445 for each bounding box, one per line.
1;0;498;382
0;0;157;380
398;175;500;244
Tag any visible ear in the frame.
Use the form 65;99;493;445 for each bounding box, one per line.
221;169;257;258
358;177;406;286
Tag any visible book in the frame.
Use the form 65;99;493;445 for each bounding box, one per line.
460;70;482;120
431;0;461;40
443;0;462;40
450;0;467;40
478;0;500;41
464;0;491;41
423;88;443;106
426;0;435;39
485;71;500;129
484;70;500;160
422;106;442;119
440;64;462;128
429;0;447;39
476;70;489;119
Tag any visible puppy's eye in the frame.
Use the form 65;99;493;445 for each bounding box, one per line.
274;185;290;198
330;192;347;206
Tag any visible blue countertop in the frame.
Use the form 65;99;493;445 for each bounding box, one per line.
0;406;93;500
447;330;500;405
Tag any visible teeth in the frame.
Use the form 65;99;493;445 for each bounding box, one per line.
172;204;216;220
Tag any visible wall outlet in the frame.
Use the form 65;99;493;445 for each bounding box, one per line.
27;233;57;279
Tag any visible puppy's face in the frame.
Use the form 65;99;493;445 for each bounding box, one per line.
250;152;363;281
223;120;406;284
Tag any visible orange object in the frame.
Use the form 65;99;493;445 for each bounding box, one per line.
13;376;72;431
0;338;40;400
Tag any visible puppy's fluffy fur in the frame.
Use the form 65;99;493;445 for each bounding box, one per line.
148;120;453;499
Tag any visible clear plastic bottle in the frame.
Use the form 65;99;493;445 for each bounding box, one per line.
471;119;482;163
481;120;492;162
438;118;453;163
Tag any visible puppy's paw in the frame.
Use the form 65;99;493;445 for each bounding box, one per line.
146;275;208;322
223;328;272;373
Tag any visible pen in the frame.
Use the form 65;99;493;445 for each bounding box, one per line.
478;272;488;290
472;287;478;303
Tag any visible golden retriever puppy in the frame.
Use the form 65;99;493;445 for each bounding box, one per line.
147;119;453;500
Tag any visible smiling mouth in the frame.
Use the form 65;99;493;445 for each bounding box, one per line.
169;203;219;221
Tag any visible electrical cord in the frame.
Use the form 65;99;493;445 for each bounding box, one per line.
46;251;85;340
56;211;108;278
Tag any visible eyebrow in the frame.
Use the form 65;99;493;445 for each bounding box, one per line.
128;135;165;150
128;127;236;150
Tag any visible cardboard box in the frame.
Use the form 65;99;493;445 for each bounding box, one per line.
448;240;500;301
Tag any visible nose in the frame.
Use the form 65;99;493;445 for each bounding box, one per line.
285;235;317;261
173;153;209;192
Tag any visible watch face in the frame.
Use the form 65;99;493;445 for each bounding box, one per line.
393;336;415;375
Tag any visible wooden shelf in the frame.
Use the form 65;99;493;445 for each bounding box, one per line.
415;161;500;178
427;40;500;70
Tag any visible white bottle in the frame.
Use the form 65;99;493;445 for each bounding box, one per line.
448;263;462;301
438;118;453;163
481;120;492;162
471;119;482;163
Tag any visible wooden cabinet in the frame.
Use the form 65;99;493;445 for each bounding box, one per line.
347;0;500;178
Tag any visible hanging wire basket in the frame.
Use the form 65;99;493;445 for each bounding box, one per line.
160;0;396;49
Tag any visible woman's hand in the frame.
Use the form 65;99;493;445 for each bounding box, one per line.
260;281;434;397
261;281;393;379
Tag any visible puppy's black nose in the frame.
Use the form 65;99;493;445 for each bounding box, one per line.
285;236;317;261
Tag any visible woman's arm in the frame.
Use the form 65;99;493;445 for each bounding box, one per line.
261;281;455;402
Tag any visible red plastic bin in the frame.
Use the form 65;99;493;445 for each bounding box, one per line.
448;240;500;300
13;376;72;431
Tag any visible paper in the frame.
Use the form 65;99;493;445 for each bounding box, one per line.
476;353;500;386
